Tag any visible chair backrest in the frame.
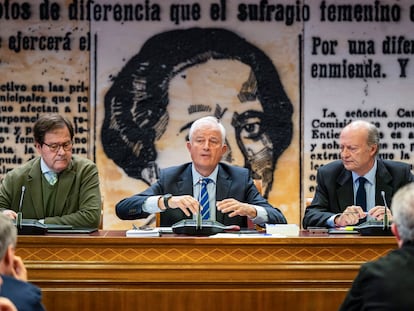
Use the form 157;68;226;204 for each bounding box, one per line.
253;179;262;195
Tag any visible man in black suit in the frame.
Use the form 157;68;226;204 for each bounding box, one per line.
303;120;413;228
0;214;45;311
116;116;287;227
339;182;414;310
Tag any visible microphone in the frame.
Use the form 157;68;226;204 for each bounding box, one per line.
381;191;389;230
14;185;47;235
16;186;25;230
356;191;392;236
171;178;230;236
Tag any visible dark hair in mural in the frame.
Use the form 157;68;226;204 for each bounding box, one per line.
102;27;293;197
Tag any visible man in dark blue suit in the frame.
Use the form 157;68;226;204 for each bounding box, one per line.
303;120;413;229
116;116;287;227
339;182;414;310
0;214;45;311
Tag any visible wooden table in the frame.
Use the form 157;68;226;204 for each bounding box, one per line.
16;231;397;311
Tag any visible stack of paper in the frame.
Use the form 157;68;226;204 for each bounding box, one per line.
265;224;300;236
126;227;160;237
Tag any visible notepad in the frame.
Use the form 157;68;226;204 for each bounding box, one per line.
265;224;300;236
126;227;160;237
328;226;360;234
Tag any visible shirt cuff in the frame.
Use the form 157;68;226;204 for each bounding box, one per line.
327;214;340;228
250;205;268;224
143;196;163;214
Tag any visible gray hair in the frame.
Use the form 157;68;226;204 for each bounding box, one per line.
0;213;17;260
391;183;414;243
188;116;226;146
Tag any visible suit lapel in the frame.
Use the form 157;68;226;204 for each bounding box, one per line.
375;160;393;206
336;160;394;210
216;166;231;223
176;165;194;195
54;161;76;216
336;168;354;210
27;160;44;219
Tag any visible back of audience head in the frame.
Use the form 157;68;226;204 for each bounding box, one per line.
391;182;414;246
0;214;17;263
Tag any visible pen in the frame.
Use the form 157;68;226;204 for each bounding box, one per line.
344;226;356;231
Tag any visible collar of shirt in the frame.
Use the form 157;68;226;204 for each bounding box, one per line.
191;164;218;185
352;159;377;212
40;158;53;174
352;159;377;186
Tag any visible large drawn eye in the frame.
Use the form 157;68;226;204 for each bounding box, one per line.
240;119;261;140
232;111;264;142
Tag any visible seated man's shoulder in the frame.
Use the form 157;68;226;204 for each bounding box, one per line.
0;275;43;311
1;274;41;294
72;155;96;165
317;160;343;173
4;157;39;178
381;159;411;170
160;163;192;177
218;163;249;175
70;156;100;174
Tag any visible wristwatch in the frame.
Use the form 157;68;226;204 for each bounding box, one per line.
163;194;173;209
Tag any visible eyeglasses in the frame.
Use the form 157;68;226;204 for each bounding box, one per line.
42;141;73;152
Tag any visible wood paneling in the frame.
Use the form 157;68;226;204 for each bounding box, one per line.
16;231;397;311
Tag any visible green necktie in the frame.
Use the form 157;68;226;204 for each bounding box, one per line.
44;171;58;185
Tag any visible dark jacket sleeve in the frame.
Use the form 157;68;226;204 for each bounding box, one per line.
115;183;160;220
302;162;344;228
244;175;287;224
0;275;46;311
216;164;287;225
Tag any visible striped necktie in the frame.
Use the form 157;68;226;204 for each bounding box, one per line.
200;178;212;220
44;171;58;186
356;177;367;211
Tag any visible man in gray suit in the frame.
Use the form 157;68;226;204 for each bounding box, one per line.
303;120;413;229
116;116;287;227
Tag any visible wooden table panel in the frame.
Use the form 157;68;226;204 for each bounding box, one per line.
16;231;397;311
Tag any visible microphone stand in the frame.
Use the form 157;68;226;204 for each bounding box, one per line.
16;186;25;230
381;191;389;230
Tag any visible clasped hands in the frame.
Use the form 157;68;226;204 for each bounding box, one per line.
163;195;257;218
334;205;392;227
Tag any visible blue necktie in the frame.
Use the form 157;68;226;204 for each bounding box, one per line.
356;177;367;211
200;178;211;220
44;171;58;185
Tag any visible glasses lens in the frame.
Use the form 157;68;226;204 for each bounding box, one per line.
63;141;73;151
44;141;72;152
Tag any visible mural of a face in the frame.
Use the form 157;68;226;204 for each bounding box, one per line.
156;59;274;195
101;27;293;198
